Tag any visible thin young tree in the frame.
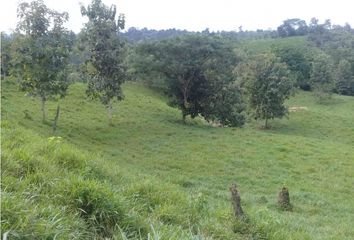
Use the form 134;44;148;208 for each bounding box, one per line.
237;53;294;128
335;59;354;96
81;0;127;125
310;53;334;102
12;0;71;122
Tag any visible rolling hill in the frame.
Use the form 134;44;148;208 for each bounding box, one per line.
1;78;354;239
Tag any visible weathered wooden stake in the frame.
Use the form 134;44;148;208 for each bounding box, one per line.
230;183;244;218
278;187;292;211
52;105;60;134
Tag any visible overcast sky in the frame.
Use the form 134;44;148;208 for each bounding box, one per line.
1;0;354;33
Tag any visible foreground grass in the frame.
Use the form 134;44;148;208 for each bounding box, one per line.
2;78;354;239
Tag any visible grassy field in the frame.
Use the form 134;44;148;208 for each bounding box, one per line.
1;78;354;239
239;36;310;54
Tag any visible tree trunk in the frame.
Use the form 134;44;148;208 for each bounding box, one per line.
182;113;187;123
265;118;268;129
107;101;113;126
229;183;245;219
52;105;60;134
41;97;46;122
183;87;188;109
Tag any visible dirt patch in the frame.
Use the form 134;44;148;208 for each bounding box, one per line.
289;106;308;112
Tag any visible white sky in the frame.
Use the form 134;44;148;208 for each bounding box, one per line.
1;0;354;33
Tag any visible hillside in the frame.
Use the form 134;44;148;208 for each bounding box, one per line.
239;36;310;54
1;79;354;239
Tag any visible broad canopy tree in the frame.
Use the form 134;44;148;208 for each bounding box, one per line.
236;53;294;128
137;35;245;127
273;45;312;90
277;18;308;37
81;0;127;125
12;0;72;122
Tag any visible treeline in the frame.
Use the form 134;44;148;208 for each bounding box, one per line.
122;18;354;43
122;27;278;43
1;0;354;130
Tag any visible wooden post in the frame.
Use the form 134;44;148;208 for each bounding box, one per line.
230;183;244;218
278;187;292;211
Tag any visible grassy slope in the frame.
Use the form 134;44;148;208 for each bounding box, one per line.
2;78;354;239
239;36;310;54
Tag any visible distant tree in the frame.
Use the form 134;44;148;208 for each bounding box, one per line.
277;18;308;37
137;35;245;126
203;83;246;127
81;0;127;125
125;41;168;89
123;27;190;43
1;32;14;78
12;0;72;122
273;45;312;90
236;53;294;128
335;59;354;95
308;18;332;47
310;53;334;102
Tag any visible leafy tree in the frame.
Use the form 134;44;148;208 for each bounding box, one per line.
308;18;333;47
277;18;308;37
236;53;294;128
12;0;72;122
336;59;354;95
81;0;127;125
203;83;246;127
273;45;312;90
126;44;167;89
1;32;13;77
310;53;334;102
137;35;245;126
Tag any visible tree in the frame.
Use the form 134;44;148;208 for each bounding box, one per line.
236;53;294;128
335;59;354;96
277;18;308;37
81;0;127;125
137;35;245;127
273;45;312;90
203;83;246;127
1;32;13;78
310;53;334;102
308;18;332;47
12;0;72;122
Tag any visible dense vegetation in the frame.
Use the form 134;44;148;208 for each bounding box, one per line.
1;0;354;239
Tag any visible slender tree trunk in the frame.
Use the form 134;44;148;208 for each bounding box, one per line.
107;101;113;126
265;118;268;129
182;112;187;123
183;90;188;109
41;96;46;122
52;105;60;134
182;87;188;123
